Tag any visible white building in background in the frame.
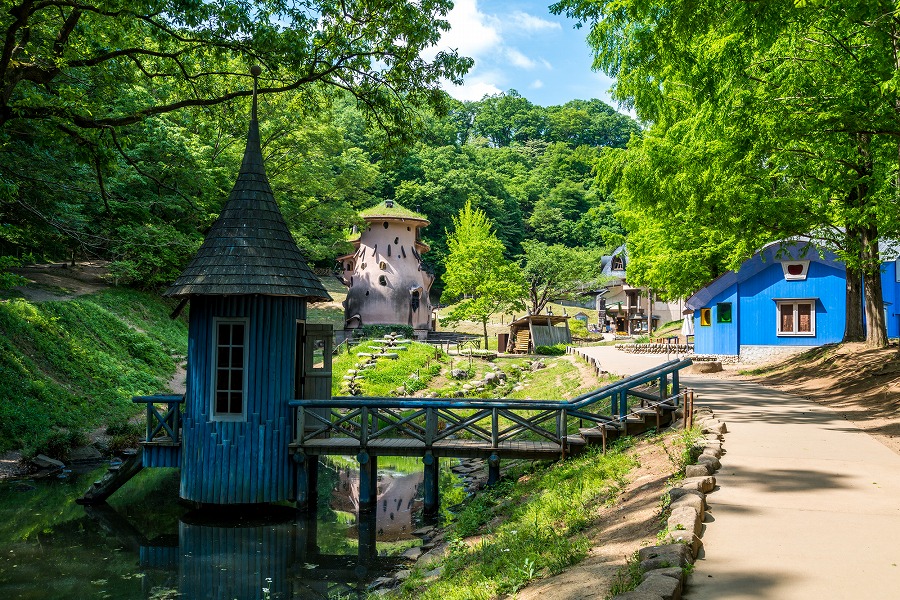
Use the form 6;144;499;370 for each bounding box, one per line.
595;245;685;335
337;200;435;339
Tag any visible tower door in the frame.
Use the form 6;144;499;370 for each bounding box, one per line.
296;323;334;437
295;323;334;401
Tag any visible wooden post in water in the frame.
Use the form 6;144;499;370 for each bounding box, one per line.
358;451;377;512
294;453;319;512
423;451;439;516
487;453;500;486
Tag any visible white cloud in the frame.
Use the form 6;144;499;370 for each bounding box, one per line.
437;0;501;59
508;11;562;33
529;79;544;89
505;48;536;70
448;78;504;102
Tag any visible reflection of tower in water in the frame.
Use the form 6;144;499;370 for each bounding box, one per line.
331;467;424;541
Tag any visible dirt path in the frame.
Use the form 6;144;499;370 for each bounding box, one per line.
707;343;900;457
512;438;676;600
10;261;110;301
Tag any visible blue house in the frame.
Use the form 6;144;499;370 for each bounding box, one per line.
686;242;848;359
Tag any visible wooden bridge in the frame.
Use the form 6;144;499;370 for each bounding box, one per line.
88;357;691;511
288;358;692;514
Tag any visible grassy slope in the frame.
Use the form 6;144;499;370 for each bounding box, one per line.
0;288;187;455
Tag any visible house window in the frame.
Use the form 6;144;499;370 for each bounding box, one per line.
411;290;420;311
716;302;732;323
379;261;386;270
383;221;389;229
212;319;248;420
700;308;711;326
379;275;387;286
776;300;816;336
611;256;624;271
781;261;810;281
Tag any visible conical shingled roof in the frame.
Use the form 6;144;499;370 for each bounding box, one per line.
164;73;330;301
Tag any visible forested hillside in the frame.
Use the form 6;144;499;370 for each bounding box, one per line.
0;0;638;293
2;88;636;289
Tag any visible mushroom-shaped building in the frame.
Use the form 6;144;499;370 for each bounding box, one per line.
338;200;434;339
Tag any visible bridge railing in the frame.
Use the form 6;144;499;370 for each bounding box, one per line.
133;395;184;444
289;358;692;450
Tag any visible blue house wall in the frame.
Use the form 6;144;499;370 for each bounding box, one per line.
693;284;738;355
739;261;846;347
181;295;305;504
881;260;900;339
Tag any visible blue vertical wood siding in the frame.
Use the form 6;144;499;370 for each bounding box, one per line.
738;261;845;346
181;295;305;504
693;283;738;355
144;445;181;468
881;261;900;338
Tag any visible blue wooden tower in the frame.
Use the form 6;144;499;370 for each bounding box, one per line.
156;68;332;505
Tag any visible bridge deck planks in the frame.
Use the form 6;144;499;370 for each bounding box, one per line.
290;437;562;460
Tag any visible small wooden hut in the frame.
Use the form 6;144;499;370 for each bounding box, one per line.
507;315;572;353
155;69;333;505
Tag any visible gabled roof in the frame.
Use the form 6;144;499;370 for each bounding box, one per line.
164;73;330;301
685;240;841;310
600;244;628;279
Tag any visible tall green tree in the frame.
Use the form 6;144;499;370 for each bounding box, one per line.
555;0;900;346
0;0;472;277
440;201;525;347
521;241;604;315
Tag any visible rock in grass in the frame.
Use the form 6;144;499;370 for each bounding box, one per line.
635;572;682;600
684;463;712;478
680;476;716;493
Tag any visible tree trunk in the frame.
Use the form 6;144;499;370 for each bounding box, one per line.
844;263;865;342
482;319;489;351
843;225;865;342
862;224;888;347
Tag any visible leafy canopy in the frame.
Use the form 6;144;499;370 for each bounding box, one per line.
440;201;525;346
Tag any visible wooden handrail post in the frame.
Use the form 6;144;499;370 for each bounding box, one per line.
425;407;436;448
491;408;499;449
297;405;306;443
171;401;179;442
145;404;152;442
360;406;369;447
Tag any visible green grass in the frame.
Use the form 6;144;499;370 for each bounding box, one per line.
505;356;613;401
332;340;448;396
394;440;638;599
0;288;187;455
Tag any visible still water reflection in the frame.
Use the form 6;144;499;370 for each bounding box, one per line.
0;457;457;599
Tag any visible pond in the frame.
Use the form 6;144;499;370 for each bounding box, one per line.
0;457;466;599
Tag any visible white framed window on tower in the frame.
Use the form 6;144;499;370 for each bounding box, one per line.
775;299;816;337
212;318;249;420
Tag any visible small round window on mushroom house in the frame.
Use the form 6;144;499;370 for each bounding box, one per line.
383;221;389;229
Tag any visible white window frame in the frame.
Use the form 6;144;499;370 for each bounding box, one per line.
781;260;810;281
775;299;816;337
211;317;249;422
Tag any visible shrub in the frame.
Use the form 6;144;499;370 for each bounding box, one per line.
535;343;567;356
355;324;415;340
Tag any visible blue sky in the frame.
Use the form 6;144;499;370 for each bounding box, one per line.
428;0;618;108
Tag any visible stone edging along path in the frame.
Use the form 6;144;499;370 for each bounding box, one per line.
611;406;727;600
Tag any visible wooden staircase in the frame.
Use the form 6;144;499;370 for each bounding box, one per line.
563;398;680;456
514;329;531;353
76;448;144;505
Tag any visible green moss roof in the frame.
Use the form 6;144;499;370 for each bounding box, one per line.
359;201;428;222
